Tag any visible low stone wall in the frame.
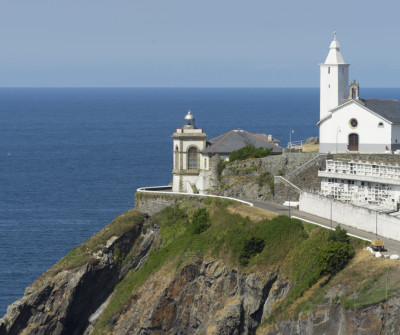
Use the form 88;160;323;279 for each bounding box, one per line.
135;192;207;215
300;192;400;241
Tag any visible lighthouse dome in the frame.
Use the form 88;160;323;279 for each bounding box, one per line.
183;110;195;128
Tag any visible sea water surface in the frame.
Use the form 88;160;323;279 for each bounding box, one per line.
1;87;400;315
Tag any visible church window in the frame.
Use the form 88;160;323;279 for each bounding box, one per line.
378;122;384;128
349;118;358;128
328;67;330;74
188;147;198;170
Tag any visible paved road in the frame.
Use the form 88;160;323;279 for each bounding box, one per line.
247;199;400;255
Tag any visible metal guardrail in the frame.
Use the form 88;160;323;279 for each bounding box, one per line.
287;139;307;148
136;186;254;207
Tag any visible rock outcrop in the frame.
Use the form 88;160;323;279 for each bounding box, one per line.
112;260;288;335
2;203;400;335
0;212;157;335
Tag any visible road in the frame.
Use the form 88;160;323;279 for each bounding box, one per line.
247;199;400;255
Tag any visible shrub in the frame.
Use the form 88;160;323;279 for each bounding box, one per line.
190;208;210;234
317;241;355;276
229;145;273;162
328;225;350;244
217;161;228;181
257;171;272;186
239;237;266;266
156;204;188;227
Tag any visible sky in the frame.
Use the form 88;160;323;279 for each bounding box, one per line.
0;0;399;87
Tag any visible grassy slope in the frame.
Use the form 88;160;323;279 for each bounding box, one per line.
43;199;400;334
91;199;389;334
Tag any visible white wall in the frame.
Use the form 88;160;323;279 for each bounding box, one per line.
320;64;349;120
300;192;400;241
319;102;391;153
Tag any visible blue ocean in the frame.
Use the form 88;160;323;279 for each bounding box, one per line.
1;87;400;315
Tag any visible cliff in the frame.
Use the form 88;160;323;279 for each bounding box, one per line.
1;196;400;335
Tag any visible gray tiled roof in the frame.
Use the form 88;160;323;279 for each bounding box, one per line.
203;130;283;154
363;99;400;123
340;99;400;123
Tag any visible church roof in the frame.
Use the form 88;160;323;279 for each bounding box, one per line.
362;99;400;123
318;98;400;126
203;129;283;155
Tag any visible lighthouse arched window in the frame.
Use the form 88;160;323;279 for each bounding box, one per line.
188;147;198;170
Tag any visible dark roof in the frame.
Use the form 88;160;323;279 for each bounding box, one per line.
203;130;283;155
341;99;400;123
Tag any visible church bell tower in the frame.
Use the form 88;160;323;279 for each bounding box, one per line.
320;32;350;120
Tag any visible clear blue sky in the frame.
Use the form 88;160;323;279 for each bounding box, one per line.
0;0;398;87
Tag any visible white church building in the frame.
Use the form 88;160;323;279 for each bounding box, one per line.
318;34;400;211
318;34;400;153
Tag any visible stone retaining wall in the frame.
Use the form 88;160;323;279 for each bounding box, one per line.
300;192;400;241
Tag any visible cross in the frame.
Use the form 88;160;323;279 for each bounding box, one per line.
333;31;337;41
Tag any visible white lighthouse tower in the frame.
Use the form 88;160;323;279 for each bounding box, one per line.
320;32;349;120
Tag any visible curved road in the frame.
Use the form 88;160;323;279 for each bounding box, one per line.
137;186;400;255
247;199;400;255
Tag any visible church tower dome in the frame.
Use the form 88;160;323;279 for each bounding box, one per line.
320;32;350;120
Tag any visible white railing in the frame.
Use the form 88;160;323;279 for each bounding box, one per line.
287;139;307;148
136;186;254;207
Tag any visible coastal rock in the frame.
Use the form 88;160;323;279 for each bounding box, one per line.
112;260;284;335
0;220;146;335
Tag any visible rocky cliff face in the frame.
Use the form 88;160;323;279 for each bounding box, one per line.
259;297;400;335
112;260;288;335
0;211;157;335
215;152;325;204
2;204;400;335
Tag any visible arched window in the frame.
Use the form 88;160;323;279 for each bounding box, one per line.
378;122;384;128
174;146;179;169
351;87;357;99
188;147;198;170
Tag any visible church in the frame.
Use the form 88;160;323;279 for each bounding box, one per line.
318;34;400;153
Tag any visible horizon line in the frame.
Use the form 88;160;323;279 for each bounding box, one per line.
0;86;399;89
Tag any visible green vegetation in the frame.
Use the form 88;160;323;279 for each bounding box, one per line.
217;161;228;181
113;247;125;269
190;208;210;234
257;171;275;195
91;203;360;333
266;225;355;323
93;201;310;333
239;237;266;266
49;210;146;275
229;145;273;162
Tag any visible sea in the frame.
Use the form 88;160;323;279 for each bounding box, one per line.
1;87;400;316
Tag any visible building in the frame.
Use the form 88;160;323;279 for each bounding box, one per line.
172;110;283;194
203;129;282;161
318;34;400;153
172;110;208;193
319;156;400;210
